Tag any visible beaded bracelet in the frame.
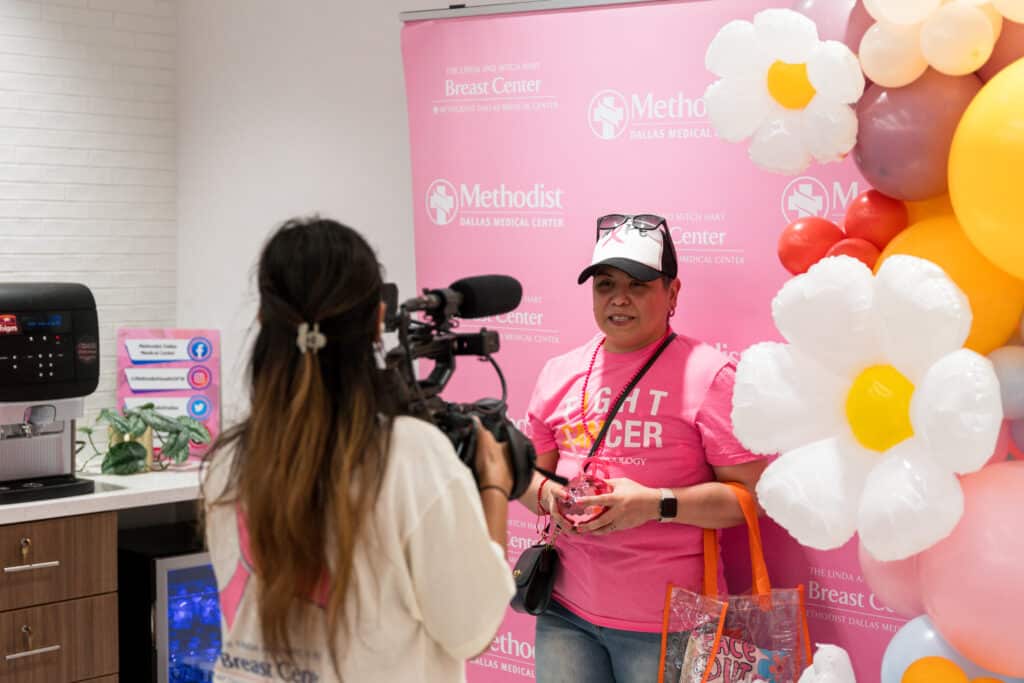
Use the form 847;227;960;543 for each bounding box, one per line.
537;477;550;515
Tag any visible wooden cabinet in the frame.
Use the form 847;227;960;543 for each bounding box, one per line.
0;513;117;682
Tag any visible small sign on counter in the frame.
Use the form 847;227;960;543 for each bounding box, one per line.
117;329;220;457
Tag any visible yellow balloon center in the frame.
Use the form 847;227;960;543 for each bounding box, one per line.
766;61;816;110
846;365;915;452
902;657;968;683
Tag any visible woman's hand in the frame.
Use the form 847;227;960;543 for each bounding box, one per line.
540;481;576;535
573;478;660;536
474;424;512;497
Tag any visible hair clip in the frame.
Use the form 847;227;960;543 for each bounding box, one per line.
296;322;327;354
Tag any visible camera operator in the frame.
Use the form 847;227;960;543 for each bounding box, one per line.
202;217;515;682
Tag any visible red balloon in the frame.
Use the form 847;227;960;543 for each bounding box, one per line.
778;217;845;275
844;189;909;250
826;237;881;270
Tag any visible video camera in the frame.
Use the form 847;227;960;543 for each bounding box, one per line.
381;275;537;499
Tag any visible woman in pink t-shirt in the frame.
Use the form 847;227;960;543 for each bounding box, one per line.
521;214;768;683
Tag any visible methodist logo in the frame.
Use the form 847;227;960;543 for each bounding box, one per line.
782;176;829;221
781;176;861;223
589;87;707;140
426;179;459;226
589;89;629;140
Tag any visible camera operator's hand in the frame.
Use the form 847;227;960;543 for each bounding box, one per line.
474;422;513;499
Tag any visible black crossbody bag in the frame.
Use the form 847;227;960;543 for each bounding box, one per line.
510;333;677;615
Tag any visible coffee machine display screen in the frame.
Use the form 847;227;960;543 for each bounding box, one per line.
0;313;71;335
21;312;71;334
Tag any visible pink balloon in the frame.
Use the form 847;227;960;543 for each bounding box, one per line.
919;461;1024;676
978;20;1024;82
854;69;984;201
858;539;924;619
791;0;871;51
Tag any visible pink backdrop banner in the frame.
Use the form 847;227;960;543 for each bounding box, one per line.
402;2;896;680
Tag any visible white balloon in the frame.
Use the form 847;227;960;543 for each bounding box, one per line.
704;76;772;143
801;96;858;163
753;8;819;64
857;441;964;561
910;349;1003;474
807;40;866;104
874;254;972;383
865;0;942;25
732;342;846;455
859;21;929;88
921;2;996;76
798;645;857;683
994;0;1024;23
772;256;881;376
706;20;763;80
988;345;1024;420
757;436;877;551
748;110;813;174
978;2;1005;43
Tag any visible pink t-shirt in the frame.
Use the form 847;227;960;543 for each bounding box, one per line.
525;332;760;632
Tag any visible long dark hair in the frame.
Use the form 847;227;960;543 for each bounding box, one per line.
205;216;396;667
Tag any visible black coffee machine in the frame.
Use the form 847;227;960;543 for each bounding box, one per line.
0;283;100;503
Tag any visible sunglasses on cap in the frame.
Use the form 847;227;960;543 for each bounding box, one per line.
595;214;668;240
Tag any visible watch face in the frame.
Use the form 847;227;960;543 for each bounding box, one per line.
660;496;678;519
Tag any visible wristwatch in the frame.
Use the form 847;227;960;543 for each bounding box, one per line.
658;488;678;522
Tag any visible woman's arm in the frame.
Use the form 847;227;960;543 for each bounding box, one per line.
516;449;559;514
517;450;576;532
574;459;769;535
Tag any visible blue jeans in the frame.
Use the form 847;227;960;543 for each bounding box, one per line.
535;600;663;683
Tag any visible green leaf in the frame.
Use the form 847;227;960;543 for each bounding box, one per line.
139;408;180;433
102;458;147;475
96;408;131;434
175;416;211;444
164;431;191;464
100;441;147;475
78;426;94;436
127;414;147;439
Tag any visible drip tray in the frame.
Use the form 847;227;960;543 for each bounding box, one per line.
0;475;94;504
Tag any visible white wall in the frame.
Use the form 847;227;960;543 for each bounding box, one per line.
0;0;177;424
176;0;465;420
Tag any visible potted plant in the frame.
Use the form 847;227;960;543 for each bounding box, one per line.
78;403;212;474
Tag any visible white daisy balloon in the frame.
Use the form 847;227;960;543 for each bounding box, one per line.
704;8;865;174
732;255;1003;561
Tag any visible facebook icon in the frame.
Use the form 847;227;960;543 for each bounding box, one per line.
188;336;213;361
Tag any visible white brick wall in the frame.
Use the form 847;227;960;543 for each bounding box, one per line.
0;0;177;432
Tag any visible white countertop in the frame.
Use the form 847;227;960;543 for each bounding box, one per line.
0;466;203;525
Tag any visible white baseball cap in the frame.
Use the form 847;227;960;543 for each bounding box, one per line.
577;214;678;284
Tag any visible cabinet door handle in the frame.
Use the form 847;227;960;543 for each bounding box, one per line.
3;560;60;573
5;644;61;660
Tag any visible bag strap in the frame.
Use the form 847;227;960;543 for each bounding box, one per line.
702;482;771;597
586;333;676;461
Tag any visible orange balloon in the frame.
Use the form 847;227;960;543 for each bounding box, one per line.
905;194;954;224
902;657;968;683
877;214;1024;354
971;679;1005;683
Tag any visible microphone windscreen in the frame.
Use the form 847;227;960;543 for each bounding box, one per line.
449;275;523;318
